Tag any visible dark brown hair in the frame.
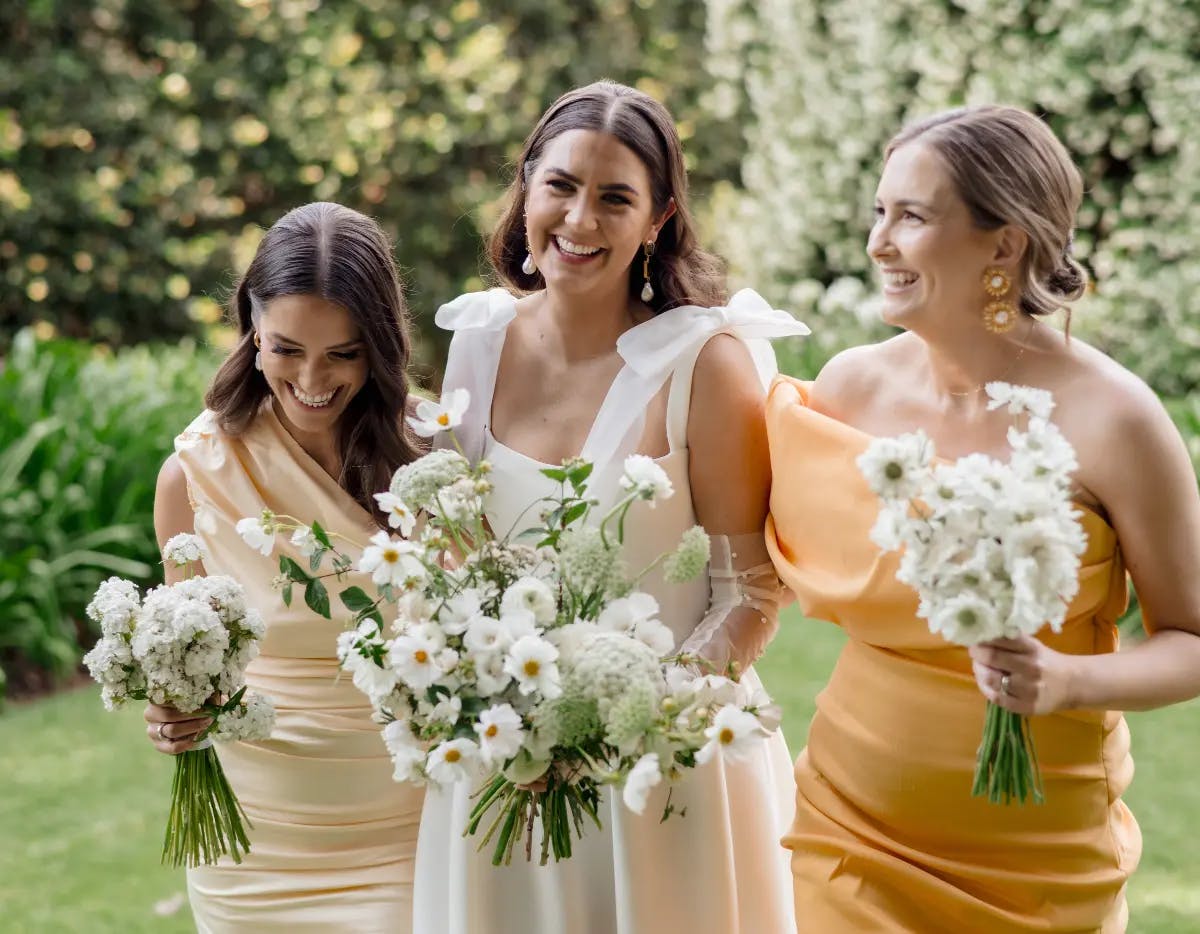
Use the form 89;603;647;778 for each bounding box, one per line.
886;105;1088;320
488;80;726;312
206;202;423;524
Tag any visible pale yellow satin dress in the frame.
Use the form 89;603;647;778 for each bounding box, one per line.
175;404;423;933
765;376;1142;933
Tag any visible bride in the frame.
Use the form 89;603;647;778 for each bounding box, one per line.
412;80;805;934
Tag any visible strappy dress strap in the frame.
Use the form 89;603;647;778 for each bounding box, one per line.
434;289;519;463
618;288;812;455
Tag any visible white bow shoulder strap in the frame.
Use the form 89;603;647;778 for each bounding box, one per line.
434;289;518;463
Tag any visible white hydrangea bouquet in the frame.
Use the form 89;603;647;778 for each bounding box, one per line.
82;534;275;866
857;382;1087;805
252;389;777;864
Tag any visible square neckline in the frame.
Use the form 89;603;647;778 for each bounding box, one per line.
484;302;676;468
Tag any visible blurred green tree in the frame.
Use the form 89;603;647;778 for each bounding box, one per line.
0;0;737;370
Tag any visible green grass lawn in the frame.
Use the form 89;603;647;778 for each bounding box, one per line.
2;611;1198;932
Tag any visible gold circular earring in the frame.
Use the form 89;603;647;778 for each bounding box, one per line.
981;267;1017;334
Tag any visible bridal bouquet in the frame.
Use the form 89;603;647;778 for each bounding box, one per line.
857;382;1086;805
254;389;777;864
83;535;275;866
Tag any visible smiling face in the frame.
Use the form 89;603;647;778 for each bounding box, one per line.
256;293;369;434
868;142;1010;329
524;129;672;301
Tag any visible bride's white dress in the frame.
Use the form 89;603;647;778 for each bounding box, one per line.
413;289;803;934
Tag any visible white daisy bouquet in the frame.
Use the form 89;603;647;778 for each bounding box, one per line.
257;389;777;864
82;534;275;866
857;382;1087;805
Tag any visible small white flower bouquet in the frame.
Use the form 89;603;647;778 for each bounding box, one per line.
83;535;275;866
253;390;777;864
857;383;1087;805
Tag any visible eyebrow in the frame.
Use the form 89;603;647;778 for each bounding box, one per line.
266;332;364;351
878;197;937;212
544;167;639;196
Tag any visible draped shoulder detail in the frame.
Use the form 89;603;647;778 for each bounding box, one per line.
434;288;518;332
617;288;810;390
173;405;379;657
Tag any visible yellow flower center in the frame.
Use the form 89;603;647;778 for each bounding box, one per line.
383;548;399;563
437;413;451;426
485;724;499;738
414;649;429;664
719;727;735;745
523;660;541;677
444;748;461;763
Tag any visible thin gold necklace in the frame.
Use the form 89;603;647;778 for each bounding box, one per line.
945;317;1036;398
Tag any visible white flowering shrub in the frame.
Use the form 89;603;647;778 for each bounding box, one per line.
705;0;1200;393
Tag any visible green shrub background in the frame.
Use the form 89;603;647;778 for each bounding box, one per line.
2;1;1198;694
0;332;217;694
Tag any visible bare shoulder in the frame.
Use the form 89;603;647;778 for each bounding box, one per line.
1050;337;1188;502
811;333;911;419
1057;337;1172;441
154;454;195;542
692;331;759;396
156;453;188;507
687;333;765;454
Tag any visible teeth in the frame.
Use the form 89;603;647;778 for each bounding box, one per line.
555;236;602;256
289;383;335;407
883;271;918;287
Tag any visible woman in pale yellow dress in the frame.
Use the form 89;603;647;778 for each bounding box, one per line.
144;202;426;932
767;107;1200;931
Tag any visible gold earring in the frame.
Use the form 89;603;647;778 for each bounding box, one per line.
640;241;656;302
253;332;263;371
981;267;1017;333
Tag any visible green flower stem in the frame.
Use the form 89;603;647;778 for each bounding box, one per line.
161;745;253;868
597;492;640;548
271;513;361;550
971;701;1044;806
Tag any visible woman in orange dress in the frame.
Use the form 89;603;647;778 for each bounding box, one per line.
766;106;1200;931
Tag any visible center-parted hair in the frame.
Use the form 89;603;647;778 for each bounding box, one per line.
489;80;726;312
206;202;424;526
886;105;1088;320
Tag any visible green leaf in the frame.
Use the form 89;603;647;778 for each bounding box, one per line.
282;582;293;607
304;578;331;618
566;462;593;490
279;555;311;583
561;502;588;527
355;606;384;626
308;549;325;573
539;467;568;483
339;586;376;614
310;520;333;550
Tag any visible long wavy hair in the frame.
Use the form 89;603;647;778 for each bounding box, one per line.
206;202;423;525
488;80;726;312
